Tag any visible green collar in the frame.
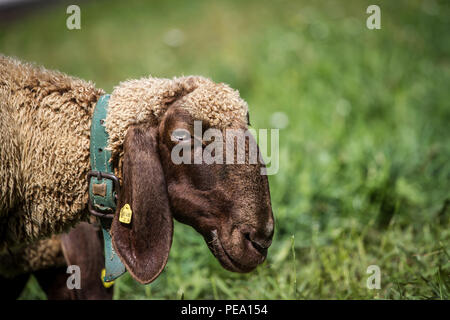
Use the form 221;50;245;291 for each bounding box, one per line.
88;94;126;282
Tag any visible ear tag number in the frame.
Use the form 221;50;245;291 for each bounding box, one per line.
119;204;133;224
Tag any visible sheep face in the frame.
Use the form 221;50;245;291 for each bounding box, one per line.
109;78;274;284
159;105;274;274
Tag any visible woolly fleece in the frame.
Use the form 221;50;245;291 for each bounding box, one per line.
0;55;103;249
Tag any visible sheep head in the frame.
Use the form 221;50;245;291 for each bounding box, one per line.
107;76;274;284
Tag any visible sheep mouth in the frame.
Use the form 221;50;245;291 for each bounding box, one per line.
206;230;259;273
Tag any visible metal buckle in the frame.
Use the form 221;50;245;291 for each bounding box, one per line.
87;170;121;219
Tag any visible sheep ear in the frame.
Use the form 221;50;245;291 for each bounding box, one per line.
111;124;173;284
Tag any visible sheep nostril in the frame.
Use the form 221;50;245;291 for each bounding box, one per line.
244;232;269;255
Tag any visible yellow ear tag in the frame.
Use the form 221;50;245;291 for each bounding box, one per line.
119;204;133;224
101;268;115;288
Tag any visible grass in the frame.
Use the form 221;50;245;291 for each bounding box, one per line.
0;0;448;299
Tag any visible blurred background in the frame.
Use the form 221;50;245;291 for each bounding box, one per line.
0;0;448;299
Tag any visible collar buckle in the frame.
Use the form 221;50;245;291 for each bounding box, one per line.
87;170;120;219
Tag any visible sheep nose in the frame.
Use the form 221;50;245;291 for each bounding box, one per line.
244;228;273;254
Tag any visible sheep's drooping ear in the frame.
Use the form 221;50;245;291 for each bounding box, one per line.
111;124;173;284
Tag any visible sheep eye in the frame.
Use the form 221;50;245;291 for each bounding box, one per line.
171;129;191;142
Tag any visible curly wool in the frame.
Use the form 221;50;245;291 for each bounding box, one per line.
0;236;66;278
0;55;103;248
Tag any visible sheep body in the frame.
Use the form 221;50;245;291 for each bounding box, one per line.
0;55;103;248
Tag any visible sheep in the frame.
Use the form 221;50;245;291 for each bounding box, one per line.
0;54;274;291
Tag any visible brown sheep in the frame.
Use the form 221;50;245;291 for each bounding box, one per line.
0;55;274;294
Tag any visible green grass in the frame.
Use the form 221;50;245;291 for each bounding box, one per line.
1;0;448;299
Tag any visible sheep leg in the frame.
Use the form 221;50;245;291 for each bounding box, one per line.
32;222;114;300
33;267;77;299
34;266;113;300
